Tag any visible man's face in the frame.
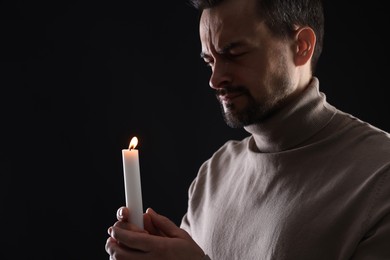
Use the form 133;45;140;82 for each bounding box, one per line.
199;0;299;128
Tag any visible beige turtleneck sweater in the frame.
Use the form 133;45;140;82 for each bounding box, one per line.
180;77;390;259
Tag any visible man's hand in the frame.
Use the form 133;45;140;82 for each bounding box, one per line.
106;207;205;260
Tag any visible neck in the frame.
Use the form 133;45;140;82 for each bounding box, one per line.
244;77;336;153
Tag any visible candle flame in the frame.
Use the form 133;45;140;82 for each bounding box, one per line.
128;136;138;150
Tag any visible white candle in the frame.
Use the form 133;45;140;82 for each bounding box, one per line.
122;136;144;229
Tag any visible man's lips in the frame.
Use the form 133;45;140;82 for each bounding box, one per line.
218;92;245;102
216;86;248;103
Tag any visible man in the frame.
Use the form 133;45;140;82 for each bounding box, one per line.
106;0;390;259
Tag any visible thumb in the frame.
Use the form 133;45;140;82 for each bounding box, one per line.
146;208;187;238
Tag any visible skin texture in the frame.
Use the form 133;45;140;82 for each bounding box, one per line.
106;0;316;258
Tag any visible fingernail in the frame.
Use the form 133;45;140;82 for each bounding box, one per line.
108;227;112;236
117;208;123;218
146;208;156;214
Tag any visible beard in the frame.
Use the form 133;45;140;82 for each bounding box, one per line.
218;76;293;128
219;95;267;128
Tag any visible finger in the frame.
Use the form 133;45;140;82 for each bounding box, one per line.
113;220;146;233
109;222;147;239
143;213;161;236
116;206;128;221
105;236;146;259
110;226;166;252
105;236;118;256
146;208;186;238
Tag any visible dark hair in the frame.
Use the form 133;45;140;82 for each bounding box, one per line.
190;0;324;73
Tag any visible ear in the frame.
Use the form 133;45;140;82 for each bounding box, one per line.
293;27;316;66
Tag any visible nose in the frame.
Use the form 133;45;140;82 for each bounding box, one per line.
209;60;232;90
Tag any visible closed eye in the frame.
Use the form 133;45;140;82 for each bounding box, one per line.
224;51;247;60
200;47;248;68
203;59;214;67
200;52;214;67
218;41;250;60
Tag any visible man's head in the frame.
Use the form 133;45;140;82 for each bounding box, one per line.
192;0;324;72
192;0;324;128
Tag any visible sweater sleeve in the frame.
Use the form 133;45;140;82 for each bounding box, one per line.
350;213;390;259
350;167;390;259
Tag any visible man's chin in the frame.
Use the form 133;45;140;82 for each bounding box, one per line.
222;110;246;128
220;99;256;128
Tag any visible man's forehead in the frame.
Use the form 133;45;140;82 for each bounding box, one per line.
199;10;224;53
199;0;260;34
199;1;261;52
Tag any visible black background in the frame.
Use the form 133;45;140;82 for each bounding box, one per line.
1;1;389;259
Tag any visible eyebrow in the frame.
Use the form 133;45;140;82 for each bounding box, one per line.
200;41;245;59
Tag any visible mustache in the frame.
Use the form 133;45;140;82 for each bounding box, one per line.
215;86;248;96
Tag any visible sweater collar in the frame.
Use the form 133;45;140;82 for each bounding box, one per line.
244;77;336;153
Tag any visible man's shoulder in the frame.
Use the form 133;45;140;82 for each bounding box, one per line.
334;109;389;140
334;111;390;164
